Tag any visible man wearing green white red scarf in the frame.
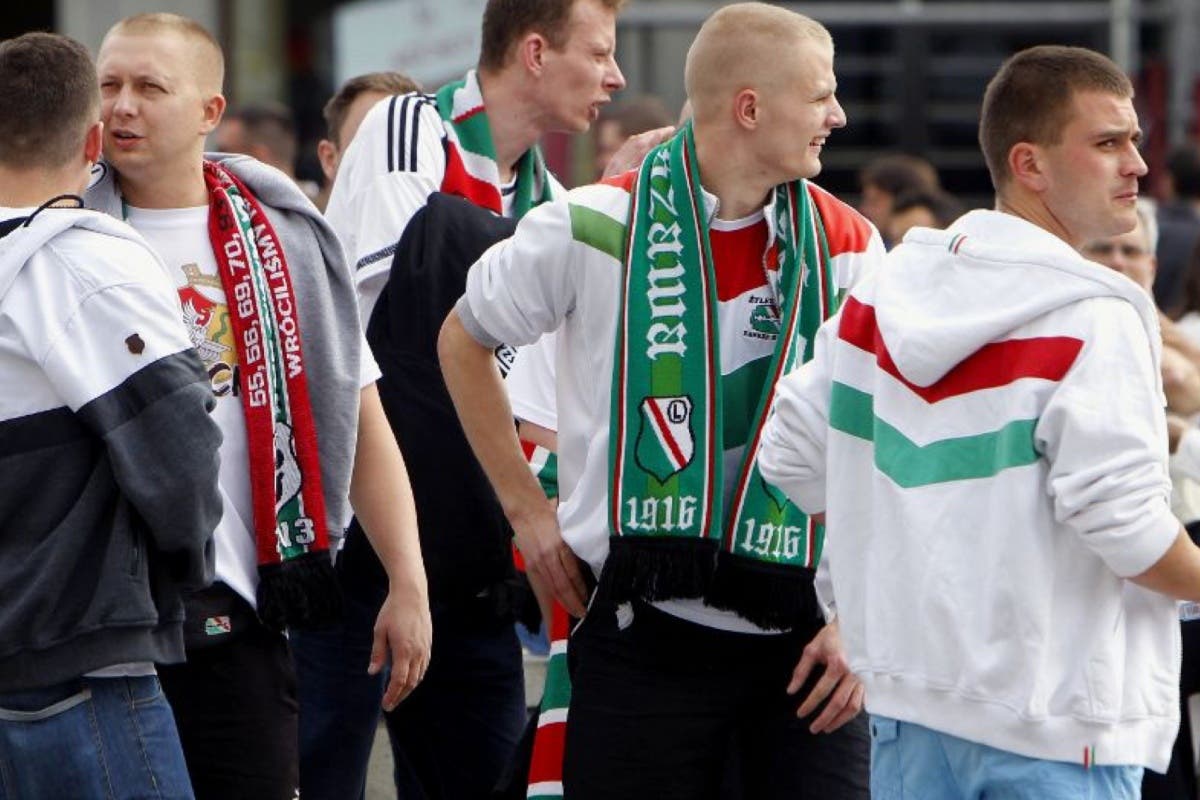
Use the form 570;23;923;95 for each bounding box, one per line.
89;13;431;800
442;4;886;797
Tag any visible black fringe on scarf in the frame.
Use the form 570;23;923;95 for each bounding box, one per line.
597;536;718;608
706;551;820;631
256;551;344;631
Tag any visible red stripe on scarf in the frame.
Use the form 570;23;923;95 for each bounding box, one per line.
203;161;331;568
442;143;503;213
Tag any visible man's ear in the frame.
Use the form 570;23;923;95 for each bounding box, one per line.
733;89;758;131
1008;142;1048;193
317;139;338;183
200;93;227;135
83;120;104;165
519;32;550;76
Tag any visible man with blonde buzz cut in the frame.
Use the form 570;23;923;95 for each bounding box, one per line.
761;44;1200;799
440;4;884;797
88;13;431;799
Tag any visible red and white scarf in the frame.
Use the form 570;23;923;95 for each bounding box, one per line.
204;160;341;630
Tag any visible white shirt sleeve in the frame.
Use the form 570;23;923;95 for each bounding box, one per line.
758;312;839;515
325;94;446;327
455;198;581;350
506;332;559;431
1038;297;1179;578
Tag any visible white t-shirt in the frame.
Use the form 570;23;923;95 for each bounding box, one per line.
126;205;260;605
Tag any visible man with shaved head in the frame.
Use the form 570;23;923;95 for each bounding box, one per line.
87;13;432;799
440;4;883;796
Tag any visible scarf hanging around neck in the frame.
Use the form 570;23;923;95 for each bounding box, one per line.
604;124;838;629
203;160;342;631
435;71;554;217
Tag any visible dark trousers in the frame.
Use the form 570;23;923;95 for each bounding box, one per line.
563;598;870;800
294;536;527;800
158;619;299;800
1142;618;1200;800
384;606;527;799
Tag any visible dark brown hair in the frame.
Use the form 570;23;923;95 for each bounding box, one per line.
478;0;625;72
0;32;98;169
980;45;1132;191
323;72;421;146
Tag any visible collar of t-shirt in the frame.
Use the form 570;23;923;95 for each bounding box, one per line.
500;176;518;218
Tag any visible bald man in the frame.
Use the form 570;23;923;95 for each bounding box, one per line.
439;4;884;797
86;14;431;800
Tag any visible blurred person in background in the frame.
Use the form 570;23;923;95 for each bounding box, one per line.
857;153;939;247
591;93;672;179
884;186;966;244
1155;145;1200;313
314;71;421;210
216;102;320;203
1079;198;1200;800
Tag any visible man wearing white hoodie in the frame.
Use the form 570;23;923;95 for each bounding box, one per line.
760;45;1200;798
0;32;222;799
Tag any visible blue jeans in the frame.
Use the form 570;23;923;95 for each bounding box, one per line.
869;715;1143;800
294;575;386;800
0;675;193;799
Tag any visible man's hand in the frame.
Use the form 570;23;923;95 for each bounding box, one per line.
511;500;588;618
369;582;433;711
787;620;864;733
602;126;675;178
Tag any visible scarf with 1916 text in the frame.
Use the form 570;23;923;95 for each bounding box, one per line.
605;123;837;630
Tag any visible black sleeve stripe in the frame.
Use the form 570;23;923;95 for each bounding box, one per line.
386;94;438;174
396;95;411;175
386;95;399;173
408;97;435;172
356;243;398;270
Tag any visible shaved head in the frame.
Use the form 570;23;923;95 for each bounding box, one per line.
103;13;224;96
684;3;831;124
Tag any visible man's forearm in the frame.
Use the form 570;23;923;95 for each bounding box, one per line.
349;384;427;595
438;311;553;526
1132;527;1200;602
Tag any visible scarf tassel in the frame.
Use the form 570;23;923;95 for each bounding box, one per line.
256;551;344;631
706;551;820;631
599;536;718;607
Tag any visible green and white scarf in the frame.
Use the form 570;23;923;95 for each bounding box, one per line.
606;124;837;629
434;71;554;217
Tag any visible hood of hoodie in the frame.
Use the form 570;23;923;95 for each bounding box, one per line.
873;209;1161;388
86;153;320;220
0;204;145;303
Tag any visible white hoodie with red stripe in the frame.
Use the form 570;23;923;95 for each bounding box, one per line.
759;209;1182;771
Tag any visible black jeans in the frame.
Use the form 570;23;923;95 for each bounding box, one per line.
159;613;299;800
563;598;870;800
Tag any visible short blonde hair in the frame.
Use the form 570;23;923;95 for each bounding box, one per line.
684;3;831;123
104;13;224;95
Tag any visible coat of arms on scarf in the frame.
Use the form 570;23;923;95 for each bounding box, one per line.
635;395;695;483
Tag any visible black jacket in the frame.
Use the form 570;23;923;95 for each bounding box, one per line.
344;193;520;606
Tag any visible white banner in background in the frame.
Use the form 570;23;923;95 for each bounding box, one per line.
333;0;486;88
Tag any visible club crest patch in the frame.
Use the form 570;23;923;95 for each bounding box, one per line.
635;395;695;483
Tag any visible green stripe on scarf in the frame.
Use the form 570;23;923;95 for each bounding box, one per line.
830;382;1040;487
604;124;837;628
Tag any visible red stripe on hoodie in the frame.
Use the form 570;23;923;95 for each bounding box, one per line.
838;296;1083;403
